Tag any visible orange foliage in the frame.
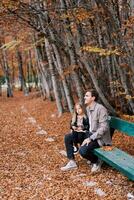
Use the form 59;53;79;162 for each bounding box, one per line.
60;64;79;80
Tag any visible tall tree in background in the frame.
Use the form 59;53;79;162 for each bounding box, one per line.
0;0;133;114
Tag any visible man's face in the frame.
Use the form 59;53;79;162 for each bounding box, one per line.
84;92;95;106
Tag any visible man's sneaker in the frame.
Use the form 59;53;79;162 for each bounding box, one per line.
60;160;77;171
91;163;101;173
91;160;103;173
73;146;79;154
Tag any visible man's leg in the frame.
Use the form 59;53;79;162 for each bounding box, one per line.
79;140;103;172
79;140;100;163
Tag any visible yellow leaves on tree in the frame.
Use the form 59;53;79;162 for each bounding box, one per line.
24;38;45;52
125;95;134;100
109;81;134;101
0;37;45;53
110;80;121;87
118;93;134;100
60;64;79;80
81;45;121;56
0;40;21;51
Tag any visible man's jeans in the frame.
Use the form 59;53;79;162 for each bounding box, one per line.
79;140;100;163
64;131;89;159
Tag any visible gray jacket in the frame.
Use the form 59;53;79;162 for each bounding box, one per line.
87;102;112;146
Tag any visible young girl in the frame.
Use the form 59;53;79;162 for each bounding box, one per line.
70;103;89;153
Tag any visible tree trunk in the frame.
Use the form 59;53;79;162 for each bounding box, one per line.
45;38;64;115
81;56;116;114
2;50;13;97
28;50;38;88
16;49;28;95
50;40;74;113
60;0;84;105
39;61;53;101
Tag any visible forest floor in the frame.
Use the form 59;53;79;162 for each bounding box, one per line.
0;91;134;200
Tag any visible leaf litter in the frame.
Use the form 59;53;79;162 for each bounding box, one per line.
0;92;134;200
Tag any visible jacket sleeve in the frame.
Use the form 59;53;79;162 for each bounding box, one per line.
70;119;77;130
83;116;89;131
90;107;109;140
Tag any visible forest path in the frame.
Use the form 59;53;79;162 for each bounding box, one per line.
0;92;133;200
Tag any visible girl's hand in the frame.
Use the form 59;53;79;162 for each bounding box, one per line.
77;125;84;131
72;126;77;130
77;126;83;131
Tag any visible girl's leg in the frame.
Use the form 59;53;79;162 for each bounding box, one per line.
64;132;79;159
78;131;90;145
64;133;74;159
72;131;79;147
77;132;85;145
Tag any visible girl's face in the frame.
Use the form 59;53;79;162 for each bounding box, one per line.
76;105;83;115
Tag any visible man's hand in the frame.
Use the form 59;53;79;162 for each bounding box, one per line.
81;138;91;146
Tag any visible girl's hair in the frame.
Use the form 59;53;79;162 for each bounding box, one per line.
71;103;84;124
74;103;84;114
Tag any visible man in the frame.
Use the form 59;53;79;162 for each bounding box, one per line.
61;89;112;172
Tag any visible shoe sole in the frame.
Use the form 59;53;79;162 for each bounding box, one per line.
91;169;101;174
61;166;78;171
74;152;78;155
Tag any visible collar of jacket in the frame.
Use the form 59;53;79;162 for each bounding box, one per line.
87;102;97;111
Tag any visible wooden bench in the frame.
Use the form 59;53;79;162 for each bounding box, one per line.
94;116;134;181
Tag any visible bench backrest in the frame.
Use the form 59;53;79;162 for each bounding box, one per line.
109;116;134;137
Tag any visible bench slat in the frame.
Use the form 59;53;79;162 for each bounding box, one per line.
109;117;134;136
94;147;134;181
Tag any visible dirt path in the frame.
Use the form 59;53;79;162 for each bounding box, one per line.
0;93;133;200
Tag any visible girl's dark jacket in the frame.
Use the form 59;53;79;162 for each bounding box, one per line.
70;114;89;132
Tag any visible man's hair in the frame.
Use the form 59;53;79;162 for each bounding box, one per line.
87;89;98;101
